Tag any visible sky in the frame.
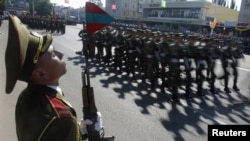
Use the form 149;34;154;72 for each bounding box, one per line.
50;0;106;8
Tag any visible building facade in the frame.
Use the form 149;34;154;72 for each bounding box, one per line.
105;0;239;32
238;0;250;23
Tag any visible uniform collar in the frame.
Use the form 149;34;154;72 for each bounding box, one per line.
47;85;63;95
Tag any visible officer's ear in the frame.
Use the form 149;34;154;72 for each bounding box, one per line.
31;68;48;81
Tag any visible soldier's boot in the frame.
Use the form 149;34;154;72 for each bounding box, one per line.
224;87;231;93
118;63;123;74
197;81;204;96
210;84;215;94
161;79;166;93
224;76;231;93
233;85;240;91
161;86;165;93
132;71;136;81
186;88;192;98
172;86;180;102
232;71;240;91
209;76;216;94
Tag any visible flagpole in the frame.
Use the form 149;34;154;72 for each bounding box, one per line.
79;2;115;141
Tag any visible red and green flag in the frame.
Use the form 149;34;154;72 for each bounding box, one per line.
85;2;116;33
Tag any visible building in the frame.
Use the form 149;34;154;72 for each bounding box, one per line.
238;0;250;22
106;0;142;20
143;1;239;32
105;0;239;33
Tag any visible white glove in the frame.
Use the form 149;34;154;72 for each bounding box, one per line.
79;118;88;135
94;112;103;131
79;112;104;134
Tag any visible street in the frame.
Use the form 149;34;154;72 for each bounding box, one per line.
0;20;250;141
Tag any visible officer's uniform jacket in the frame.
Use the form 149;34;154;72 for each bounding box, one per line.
15;84;82;141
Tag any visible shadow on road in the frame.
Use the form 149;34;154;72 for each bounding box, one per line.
67;54;250;141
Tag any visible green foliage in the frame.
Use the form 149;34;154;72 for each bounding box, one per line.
27;0;53;16
36;1;53;16
0;0;7;10
0;0;7;4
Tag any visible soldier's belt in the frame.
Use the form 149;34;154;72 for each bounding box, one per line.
170;58;179;63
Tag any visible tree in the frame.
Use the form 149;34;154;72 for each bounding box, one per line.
26;0;53;16
35;0;53;16
0;0;7;10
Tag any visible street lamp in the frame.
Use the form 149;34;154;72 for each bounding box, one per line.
32;0;34;17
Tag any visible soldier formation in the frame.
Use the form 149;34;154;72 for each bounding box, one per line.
19;15;66;34
82;25;245;102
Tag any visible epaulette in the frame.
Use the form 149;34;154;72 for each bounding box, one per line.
46;95;73;119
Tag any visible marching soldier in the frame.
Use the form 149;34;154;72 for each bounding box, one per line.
138;29;152;78
219;39;244;93
230;40;244;91
181;34;197;98
167;33;183;102
113;27;126;72
60;19;66;34
158;32;171;92
125;29;139;80
94;30;104;62
205;38;221;94
103;27;114;66
194;38;207;96
141;31;160;88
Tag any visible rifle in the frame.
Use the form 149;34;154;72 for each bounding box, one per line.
80;32;115;141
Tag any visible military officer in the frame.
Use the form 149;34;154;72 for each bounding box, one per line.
5;15;83;141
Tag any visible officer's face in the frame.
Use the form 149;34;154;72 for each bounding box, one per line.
34;45;66;85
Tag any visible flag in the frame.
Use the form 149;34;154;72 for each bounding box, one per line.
161;0;166;8
65;0;69;3
85;2;116;33
112;4;117;10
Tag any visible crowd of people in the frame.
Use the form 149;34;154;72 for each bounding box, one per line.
80;25;245;102
18;14;66;34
